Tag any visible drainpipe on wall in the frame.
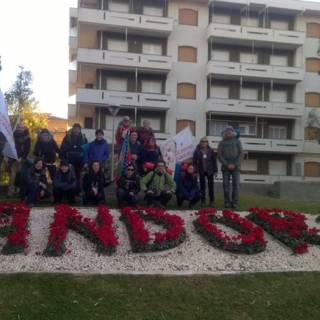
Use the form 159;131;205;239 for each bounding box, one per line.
98;107;101;129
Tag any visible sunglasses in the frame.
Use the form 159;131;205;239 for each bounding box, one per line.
201;140;208;143
127;168;134;171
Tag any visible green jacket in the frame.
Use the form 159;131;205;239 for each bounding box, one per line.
140;169;176;192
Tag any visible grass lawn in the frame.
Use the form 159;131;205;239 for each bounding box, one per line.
1;193;320;214
0;272;320;319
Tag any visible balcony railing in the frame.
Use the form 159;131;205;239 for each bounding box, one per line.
77;48;172;72
207;135;303;153
207;23;305;48
205;98;303;117
206;60;304;82
69;26;78;49
78;7;173;34
75;88;171;110
69;60;77;83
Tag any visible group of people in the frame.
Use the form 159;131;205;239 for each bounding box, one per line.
5;118;243;210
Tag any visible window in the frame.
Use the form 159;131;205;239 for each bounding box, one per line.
241;159;258;171
269;160;287;175
179;9;198;26
270;20;288;30
240;52;258;64
178;46;197;62
305;162;320;177
211;50;230;61
270;55;288;66
306;23;320;38
177;83;196;99
212;14;230;24
269;126;286;139
142;43;162;55
141;118;161;131
142;81;162;94
239;123;256;136
84;117;93;129
107;39;128;52
270;91;287;103
108;1;129;13
106;78;127;91
143;6;163;17
176;120;195;135
241;17;259;27
240;88;258;100
210;86;229;99
305;92;320;107
209;121;228;136
306;58;320;73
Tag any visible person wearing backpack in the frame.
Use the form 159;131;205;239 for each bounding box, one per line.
60;123;88;194
140;159;176;209
52;159;77;205
217;126;244;210
193;137;218;208
176;163;202;210
6;122;31;198
34;129;60;181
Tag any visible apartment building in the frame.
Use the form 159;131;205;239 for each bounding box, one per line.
68;0;320;183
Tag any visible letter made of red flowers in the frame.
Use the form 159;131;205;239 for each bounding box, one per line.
247;207;320;254
43;205;118;257
0;203;31;255
119;206;186;253
194;209;267;254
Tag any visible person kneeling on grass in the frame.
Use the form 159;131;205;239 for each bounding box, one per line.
176;163;202;210
116;163;140;209
140;160;176;209
25;157;51;208
82;160;106;206
52;159;76;205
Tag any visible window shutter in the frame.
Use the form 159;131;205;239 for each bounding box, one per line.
178;46;197;62
305;92;320;107
177;83;196;99
179;9;198;26
306;58;320;72
307;23;320;38
106;78;127;91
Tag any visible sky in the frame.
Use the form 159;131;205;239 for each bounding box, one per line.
0;0;320;119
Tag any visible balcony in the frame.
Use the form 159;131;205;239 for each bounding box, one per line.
69;26;78;49
75;88;171;110
69;60;77;83
207;23;305;49
205;98;303;118
206;61;304;83
207;136;303;153
77;48;172;72
78;7;173;36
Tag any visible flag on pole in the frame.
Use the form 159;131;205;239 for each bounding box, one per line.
114;132;131;181
0;88;18;160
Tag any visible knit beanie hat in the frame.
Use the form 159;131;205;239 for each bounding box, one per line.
73;123;82;130
60;159;69;167
225;125;234;132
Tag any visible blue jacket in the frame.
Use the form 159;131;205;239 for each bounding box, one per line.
83;139;109;164
176;173;200;199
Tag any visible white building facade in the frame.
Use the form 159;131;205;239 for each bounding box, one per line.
68;0;320;183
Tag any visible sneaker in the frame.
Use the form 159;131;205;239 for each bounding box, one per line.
210;201;215;208
224;203;230;208
201;200;206;207
188;205;194;210
231;204;238;210
27;203;34;208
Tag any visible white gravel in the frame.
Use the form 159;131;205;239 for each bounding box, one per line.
1;208;320;274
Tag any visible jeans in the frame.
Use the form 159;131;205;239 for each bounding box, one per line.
222;170;240;205
116;189;139;206
26;183;51;205
53;187;76;203
176;191;202;207
199;172;214;202
82;189;105;205
145;190;172;206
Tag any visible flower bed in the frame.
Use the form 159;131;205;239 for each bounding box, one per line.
119;206;186;253
247;207;320;254
0;202;31;255
43;205;118;257
193;208;267;254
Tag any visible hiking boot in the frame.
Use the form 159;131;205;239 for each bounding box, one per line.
27;203;34;208
201;200;206;207
231;204;238;210
224;203;230;208
188;205;194;210
210;201;215;208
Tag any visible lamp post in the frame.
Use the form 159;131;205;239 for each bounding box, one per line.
107;102;121;180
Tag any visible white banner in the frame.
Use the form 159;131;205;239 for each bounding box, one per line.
159;126;195;172
0;88;18;160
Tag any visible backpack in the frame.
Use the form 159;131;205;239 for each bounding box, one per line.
14;158;34;200
65;128;86;146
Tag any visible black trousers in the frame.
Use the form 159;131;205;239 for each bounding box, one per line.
176;191;202;207
53;187;76;203
199;172;214;202
145;190;172;206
